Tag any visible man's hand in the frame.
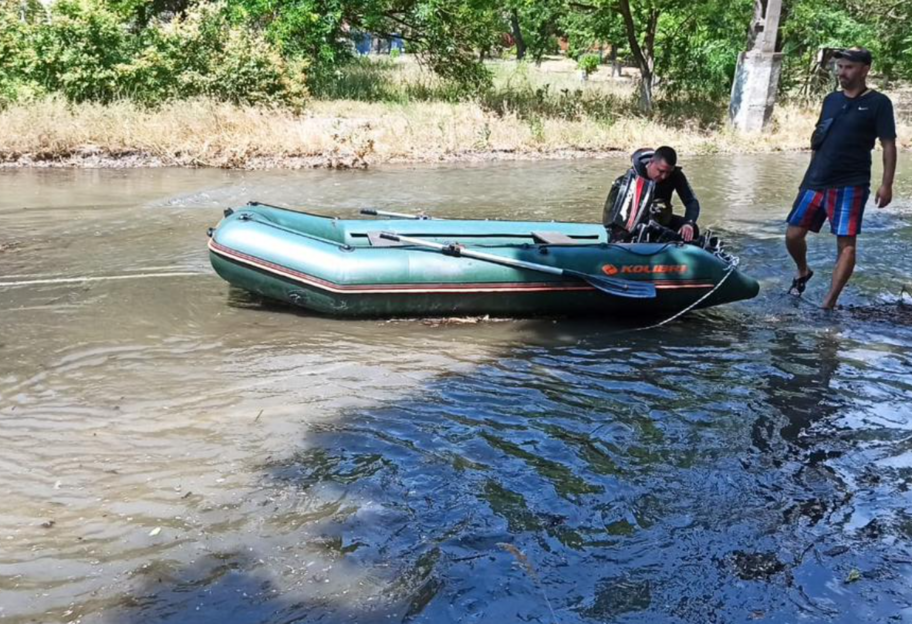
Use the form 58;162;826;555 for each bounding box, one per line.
678;223;695;242
875;184;893;208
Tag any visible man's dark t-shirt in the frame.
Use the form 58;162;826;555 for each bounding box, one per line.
801;90;896;190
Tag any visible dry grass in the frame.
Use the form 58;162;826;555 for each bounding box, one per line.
1;59;909;169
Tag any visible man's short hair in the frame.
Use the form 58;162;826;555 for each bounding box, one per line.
654;145;677;167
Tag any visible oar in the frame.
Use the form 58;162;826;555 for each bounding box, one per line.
361;208;433;220
379;232;656;299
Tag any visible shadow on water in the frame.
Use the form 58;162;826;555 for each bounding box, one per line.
109;290;912;623
106;227;912;624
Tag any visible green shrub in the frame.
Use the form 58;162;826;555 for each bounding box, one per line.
0;8;24;105
311;56;399;101
119;2;307;106
0;5;25;73
577;54;600;77
0;0;306;106
27;0;133;103
653;94;727;130
481;83;623;122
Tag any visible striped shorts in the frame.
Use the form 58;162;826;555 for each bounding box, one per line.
786;186;869;236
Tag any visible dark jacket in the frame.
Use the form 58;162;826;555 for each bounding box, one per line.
630;148;700;224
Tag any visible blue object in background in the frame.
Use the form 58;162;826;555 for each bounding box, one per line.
355;32;372;55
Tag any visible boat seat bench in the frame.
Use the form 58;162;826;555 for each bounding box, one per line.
531;231;579;245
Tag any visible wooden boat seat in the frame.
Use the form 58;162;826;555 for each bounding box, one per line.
366;231;406;247
532;231;578;245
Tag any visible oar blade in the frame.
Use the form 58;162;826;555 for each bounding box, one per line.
569;270;657;299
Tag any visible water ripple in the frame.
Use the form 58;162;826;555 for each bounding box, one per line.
3;160;912;623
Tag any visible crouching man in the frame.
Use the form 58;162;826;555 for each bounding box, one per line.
603;146;701;242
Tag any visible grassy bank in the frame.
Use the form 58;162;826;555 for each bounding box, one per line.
1;59;909;169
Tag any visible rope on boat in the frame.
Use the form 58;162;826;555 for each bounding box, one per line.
0;272;201;288
632;255;741;332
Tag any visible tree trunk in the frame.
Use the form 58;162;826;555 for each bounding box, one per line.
511;11;526;61
617;0;657;114
638;70;654;113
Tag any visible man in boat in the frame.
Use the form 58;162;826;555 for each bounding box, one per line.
785;47;896;309
602;145;701;243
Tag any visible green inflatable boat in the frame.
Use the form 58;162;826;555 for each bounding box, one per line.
207;202;759;317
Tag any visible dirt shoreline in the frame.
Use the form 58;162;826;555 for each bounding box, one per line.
0;145;815;170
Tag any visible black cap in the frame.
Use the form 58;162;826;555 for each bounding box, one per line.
834;47;872;65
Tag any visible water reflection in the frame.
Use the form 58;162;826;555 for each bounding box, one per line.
753;329;843;455
2;159;912;624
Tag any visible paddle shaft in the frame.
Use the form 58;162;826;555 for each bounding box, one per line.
382;233;564;275
378;231;656;299
361;208;431;220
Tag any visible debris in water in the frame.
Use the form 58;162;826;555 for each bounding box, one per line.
497;543;557;623
823;545;850;557
730;551;786;580
149;527;162;537
843;302;912;325
497;542;536;578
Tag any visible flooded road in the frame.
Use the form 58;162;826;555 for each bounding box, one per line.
2;156;912;623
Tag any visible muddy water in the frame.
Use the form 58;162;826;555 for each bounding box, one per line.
2;156;912;624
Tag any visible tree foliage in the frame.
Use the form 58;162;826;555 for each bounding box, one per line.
0;0;307;106
655;0;753;99
1;0;911;109
778;0;874;95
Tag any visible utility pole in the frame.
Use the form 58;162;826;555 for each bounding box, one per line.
729;0;783;133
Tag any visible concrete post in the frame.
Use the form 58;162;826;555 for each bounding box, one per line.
729;0;784;133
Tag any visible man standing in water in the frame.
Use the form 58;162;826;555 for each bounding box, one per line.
785;47;897;309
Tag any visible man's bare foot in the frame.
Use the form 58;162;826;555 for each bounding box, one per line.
821;296;840;310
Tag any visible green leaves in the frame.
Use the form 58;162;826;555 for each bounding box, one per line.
2;0;911;109
578;53;600;76
25;0;132;103
654;0;753;99
0;0;307;106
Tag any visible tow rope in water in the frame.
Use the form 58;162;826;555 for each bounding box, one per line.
632;255;741;332
0;272;201;288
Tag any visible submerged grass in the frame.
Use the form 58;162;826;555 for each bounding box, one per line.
1;58;908;168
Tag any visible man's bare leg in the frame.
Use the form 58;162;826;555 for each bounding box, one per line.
786;225;812;279
822;236;857;309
